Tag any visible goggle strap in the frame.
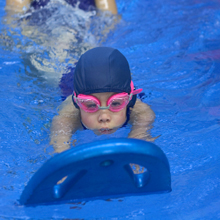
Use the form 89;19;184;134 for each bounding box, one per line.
128;93;133;101
132;88;143;95
73;92;78;104
130;81;143;95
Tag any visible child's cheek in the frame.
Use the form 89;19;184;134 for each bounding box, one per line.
115;109;127;126
80;110;97;129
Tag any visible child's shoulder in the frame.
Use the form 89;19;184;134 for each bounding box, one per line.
57;95;77;115
134;98;152;110
130;98;155;122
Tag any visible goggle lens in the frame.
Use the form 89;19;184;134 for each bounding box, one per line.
108;96;130;112
77;99;99;112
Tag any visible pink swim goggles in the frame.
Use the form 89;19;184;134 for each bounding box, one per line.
73;81;142;113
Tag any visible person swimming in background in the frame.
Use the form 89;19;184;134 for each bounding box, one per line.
5;0;118;14
50;47;156;153
4;0;120;81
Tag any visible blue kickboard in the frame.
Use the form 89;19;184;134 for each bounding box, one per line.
20;138;171;206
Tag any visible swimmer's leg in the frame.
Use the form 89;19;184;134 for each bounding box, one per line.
95;0;117;14
6;0;32;12
6;0;118;14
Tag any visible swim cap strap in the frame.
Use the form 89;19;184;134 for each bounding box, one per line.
72;93;80;109
127;93;137;108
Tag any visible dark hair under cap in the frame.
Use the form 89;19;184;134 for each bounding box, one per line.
73;47;137;108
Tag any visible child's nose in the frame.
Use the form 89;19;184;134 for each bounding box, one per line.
98;110;111;123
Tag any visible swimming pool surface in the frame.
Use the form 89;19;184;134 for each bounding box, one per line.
0;0;220;219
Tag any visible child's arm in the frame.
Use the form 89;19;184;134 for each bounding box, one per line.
6;0;32;12
129;99;157;141
50;95;82;153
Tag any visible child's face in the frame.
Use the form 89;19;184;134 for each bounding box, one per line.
80;92;127;135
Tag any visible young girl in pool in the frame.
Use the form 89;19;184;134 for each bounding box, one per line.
50;47;155;153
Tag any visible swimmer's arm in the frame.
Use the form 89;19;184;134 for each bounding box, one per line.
50;95;81;153
6;0;32;12
128;99;157;141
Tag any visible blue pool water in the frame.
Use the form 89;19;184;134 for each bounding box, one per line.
0;0;220;219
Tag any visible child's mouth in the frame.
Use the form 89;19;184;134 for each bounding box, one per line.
99;128;113;134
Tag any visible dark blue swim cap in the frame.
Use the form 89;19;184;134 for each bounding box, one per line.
73;47;137;108
73;47;131;95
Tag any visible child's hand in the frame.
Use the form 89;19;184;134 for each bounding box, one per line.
50;138;77;153
51;140;70;153
50;134;71;153
128;126;158;142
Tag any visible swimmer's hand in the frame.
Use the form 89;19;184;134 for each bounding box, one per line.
128;126;159;142
50;137;77;153
50;136;71;153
